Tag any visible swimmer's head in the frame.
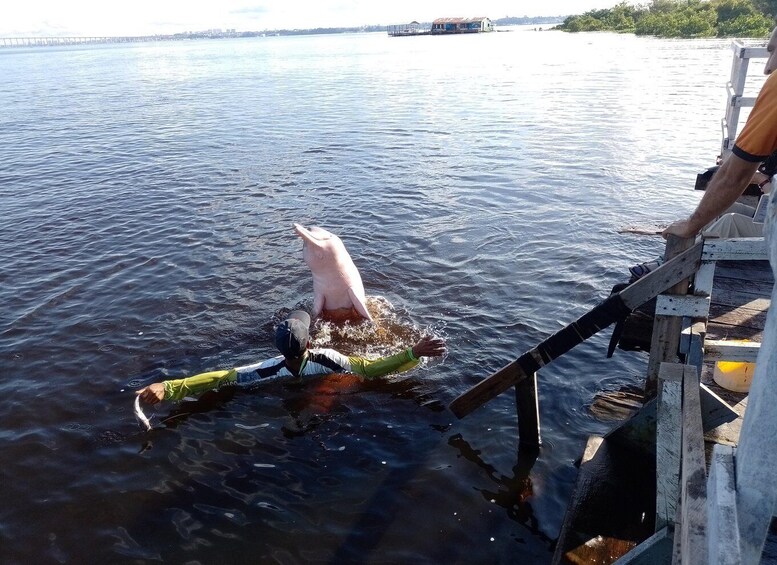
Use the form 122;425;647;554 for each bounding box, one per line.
275;310;311;359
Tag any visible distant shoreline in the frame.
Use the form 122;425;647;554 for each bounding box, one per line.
0;17;565;44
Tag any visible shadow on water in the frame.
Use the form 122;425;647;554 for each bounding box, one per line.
447;434;555;550
326;432;553;563
120;375;452;562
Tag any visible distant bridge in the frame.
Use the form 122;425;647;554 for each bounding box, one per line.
0;36;168;47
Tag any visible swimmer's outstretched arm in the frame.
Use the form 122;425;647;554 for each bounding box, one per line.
348;335;446;379
136;369;238;404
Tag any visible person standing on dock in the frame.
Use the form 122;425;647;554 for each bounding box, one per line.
663;25;777;239
664;24;777;565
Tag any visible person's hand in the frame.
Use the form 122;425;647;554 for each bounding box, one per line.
412;335;446;358
136;383;165;405
661;219;698;240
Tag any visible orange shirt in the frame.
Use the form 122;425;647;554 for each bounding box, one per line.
733;71;777;162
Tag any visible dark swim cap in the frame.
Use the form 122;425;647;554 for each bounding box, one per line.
274;310;311;358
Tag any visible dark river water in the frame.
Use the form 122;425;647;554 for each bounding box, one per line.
0;27;768;563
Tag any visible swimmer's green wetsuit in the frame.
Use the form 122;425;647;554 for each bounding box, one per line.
162;347;418;401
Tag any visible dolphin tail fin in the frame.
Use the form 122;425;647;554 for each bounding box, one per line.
348;288;373;322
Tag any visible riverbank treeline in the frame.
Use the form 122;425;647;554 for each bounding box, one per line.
558;0;775;37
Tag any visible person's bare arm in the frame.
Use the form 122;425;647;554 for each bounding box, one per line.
663;153;761;239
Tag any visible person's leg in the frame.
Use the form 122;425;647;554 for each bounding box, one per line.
724;201;756;217
703;213;763;238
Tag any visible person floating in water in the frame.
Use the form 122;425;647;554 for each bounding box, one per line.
136;310;446;404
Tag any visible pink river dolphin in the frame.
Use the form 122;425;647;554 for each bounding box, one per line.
294;223;373;322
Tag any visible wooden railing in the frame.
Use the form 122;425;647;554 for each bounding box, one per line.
720;42;769;159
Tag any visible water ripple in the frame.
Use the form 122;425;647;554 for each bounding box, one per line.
0;29;750;563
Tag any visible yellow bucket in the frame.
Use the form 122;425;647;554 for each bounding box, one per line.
713;360;756;393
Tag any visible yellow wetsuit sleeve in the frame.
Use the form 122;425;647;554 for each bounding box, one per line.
347;348;419;380
163;369;238;401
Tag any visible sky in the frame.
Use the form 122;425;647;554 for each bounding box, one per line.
0;0;623;37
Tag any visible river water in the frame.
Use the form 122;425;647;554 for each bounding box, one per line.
0;27;768;563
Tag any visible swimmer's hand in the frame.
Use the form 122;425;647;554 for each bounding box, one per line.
412;335;446;358
136;383;165;405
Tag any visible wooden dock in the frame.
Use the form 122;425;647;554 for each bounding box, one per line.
707;260;771;343
700;259;771;448
446;38;776;565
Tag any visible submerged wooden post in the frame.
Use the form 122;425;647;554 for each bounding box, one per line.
645;235;696;399
515;372;540;449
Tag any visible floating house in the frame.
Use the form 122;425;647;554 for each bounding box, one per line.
431;17;493;34
387;21;430;37
387;17;493;37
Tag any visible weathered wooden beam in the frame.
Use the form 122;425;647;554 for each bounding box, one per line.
656;363;683;530
448;241;703;419
680;320;706;364
678;363;708;565
645;236;698;399
618;241;704;310
707;445;741;565
701;238;767;261
692;261;716;297
655;295;710;318
704;339;760;362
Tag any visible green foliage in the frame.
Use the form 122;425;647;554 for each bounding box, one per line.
717;13;774;35
562;14;607;32
558;0;775;38
752;0;777;17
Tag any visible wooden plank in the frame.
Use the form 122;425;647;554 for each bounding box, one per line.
448;241;704;419
672;486;683;565
612;527;673;565
515;372;541;449
709;303;767;330
645;237;698;398
708;288;771;310
655;295;710;318
619;241;704;310
702;238;767;261
693;261;716;297
714;260;774;283
703;238;767;261
681;320;706;375
679;364;708;565
707;445;741;565
656;363;683;530
706;323;763;343
704;339;761;362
